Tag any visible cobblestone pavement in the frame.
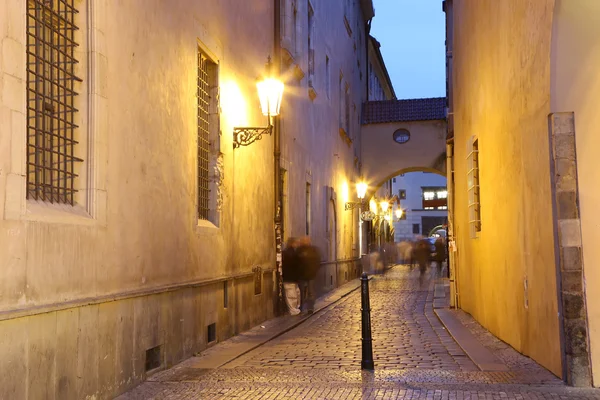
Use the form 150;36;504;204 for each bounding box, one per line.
118;266;600;399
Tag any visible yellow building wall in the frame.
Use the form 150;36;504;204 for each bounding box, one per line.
452;0;562;376
551;0;600;385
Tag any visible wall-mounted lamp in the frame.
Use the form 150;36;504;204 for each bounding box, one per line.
345;180;368;211
395;208;403;220
233;57;284;149
380;200;390;213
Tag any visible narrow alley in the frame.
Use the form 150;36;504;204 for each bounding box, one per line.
118;267;598;399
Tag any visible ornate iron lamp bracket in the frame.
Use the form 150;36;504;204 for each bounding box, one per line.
345;201;364;211
233;125;273;148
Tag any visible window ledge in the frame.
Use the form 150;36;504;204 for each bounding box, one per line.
24;199;95;226
196;218;220;235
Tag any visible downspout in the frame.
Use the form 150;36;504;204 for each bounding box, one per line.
273;0;285;316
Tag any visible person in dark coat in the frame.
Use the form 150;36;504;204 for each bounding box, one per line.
414;238;431;286
282;237;301;315
296;236;321;314
434;237;446;271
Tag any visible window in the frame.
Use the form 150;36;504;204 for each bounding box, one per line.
292;5;298;55
345;87;350;135
413;224;420;235
308;4;315;85
393;129;411;144
306;183;311;235
422;187;448;210
325;56;330;99
399;189;406;200
197;48;220;224
467;138;481;237
26;0;81;205
339;75;344;131
393;178;396;183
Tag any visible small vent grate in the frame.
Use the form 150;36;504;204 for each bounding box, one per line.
145;345;162;372
207;323;216;343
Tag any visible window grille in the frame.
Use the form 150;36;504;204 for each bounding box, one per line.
467;139;481;237
26;0;82;205
197;50;218;222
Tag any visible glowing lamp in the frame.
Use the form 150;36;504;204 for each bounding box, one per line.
356;182;368;200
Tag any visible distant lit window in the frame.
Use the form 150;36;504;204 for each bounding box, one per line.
422;186;448;210
398;189;406;200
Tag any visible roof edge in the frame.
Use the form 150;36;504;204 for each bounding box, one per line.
369;35;396;99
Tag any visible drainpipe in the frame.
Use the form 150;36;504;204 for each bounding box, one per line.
273;0;285;316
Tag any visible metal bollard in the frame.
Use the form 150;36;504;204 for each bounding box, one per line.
360;272;375;370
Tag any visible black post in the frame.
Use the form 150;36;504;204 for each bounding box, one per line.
360;272;374;370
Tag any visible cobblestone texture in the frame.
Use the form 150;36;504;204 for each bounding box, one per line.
117;266;600;399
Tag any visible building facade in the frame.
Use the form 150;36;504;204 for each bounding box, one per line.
0;0;375;398
392;172;447;242
446;0;600;387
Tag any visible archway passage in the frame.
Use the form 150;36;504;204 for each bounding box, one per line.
361;98;447;194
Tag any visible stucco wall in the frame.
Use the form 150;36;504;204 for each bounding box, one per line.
0;0;367;397
452;0;561;376
361;119;446;192
279;0;366;262
550;0;600;384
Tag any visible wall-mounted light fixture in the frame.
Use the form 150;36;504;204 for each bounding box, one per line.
345;180;368;211
233;57;284;149
395;208;403;220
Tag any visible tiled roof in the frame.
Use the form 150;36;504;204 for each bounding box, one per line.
362;97;446;124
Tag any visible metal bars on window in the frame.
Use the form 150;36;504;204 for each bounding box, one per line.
197;52;211;220
26;0;81;205
467;139;481;237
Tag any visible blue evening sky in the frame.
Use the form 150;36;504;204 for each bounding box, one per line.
370;0;446;100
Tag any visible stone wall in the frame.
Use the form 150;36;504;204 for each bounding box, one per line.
548;113;592;386
550;0;600;385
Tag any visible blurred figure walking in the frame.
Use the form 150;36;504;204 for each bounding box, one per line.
282;237;302;315
296;236;321;314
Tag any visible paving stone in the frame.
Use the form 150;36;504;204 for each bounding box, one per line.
116;266;600;400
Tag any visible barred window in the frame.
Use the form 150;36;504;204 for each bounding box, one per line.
197;49;219;223
467;138;481;237
26;0;82;205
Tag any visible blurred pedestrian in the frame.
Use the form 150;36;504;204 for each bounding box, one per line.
282;237;301;315
434;237;446;271
296;236;321;314
414;238;431;286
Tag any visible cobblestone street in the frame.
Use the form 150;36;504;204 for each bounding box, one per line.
118;266;600;399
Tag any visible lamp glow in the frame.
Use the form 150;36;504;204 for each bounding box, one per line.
356;181;368;200
395;208;403;219
257;78;284;116
380;201;389;213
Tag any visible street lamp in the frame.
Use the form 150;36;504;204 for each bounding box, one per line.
395;208;403;220
345;180;368;211
233;57;284;148
380;200;390;213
